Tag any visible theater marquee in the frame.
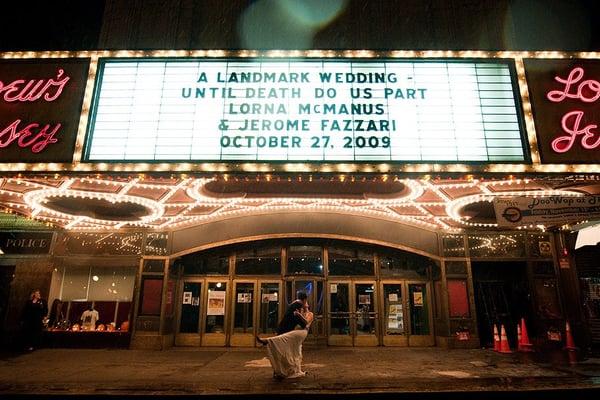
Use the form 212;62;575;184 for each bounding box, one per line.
1;50;600;173
84;58;528;163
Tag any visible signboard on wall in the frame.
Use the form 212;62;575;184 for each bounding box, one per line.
0;59;90;162
493;195;600;227
0;231;53;254
525;59;600;164
84;58;527;163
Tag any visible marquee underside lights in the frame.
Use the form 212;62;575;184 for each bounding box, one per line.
23;188;164;227
0;175;589;232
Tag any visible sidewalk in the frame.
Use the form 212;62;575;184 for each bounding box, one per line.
0;347;599;395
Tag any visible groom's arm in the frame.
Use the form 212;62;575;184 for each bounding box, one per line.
293;310;308;328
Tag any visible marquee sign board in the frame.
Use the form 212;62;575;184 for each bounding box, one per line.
525;59;600;164
493;195;600;227
84;58;528;163
0;58;90;163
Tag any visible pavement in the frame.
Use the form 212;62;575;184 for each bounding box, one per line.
0;346;599;396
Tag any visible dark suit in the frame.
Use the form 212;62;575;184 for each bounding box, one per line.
276;300;306;335
22;298;47;349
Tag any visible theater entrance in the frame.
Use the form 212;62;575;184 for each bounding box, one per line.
472;261;531;349
172;238;438;347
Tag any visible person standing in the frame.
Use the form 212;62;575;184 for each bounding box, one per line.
22;289;48;351
80;303;100;331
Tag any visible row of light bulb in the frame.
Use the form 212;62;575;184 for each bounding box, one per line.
0;175;590;232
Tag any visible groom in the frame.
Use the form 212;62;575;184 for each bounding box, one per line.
277;291;309;335
257;291;308;345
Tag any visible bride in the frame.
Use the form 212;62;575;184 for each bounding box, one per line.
257;304;314;379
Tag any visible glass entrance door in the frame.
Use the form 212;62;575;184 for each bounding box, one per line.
328;281;378;346
230;281;255;346
379;281;433;346
354;282;378;346
258;282;281;338
230;280;282;346
380;281;407;346
407;282;434;346
175;280;203;346
202;280;229;346
328;281;351;345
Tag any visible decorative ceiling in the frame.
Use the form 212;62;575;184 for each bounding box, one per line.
0;174;597;232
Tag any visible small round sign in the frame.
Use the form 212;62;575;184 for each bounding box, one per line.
501;207;522;223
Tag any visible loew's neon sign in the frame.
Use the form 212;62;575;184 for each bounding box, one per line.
0;69;70;153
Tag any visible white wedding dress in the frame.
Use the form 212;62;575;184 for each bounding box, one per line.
264;328;308;378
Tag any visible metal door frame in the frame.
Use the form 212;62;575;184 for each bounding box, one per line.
256;280;283;339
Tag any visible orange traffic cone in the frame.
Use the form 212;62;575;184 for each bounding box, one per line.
518;318;534;352
564;321;577;351
498;325;514;353
493;324;500;352
567;348;578;365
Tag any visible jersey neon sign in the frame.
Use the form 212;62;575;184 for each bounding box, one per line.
547;67;600;153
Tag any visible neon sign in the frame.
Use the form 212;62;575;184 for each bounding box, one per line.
0;69;70;154
0;69;70;102
547;67;600;153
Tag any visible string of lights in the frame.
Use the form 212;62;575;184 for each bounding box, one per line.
0;174;588;232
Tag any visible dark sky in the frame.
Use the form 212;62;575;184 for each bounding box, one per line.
1;0;600;51
0;0;105;51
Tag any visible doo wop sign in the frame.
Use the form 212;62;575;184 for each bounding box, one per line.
493;195;600;227
84;58;527;163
